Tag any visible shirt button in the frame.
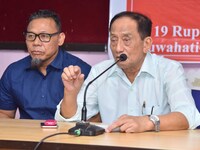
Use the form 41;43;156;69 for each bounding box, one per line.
41;95;45;98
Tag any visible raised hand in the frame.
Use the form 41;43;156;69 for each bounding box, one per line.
62;65;85;94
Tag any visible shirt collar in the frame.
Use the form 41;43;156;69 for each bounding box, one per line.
108;52;156;78
25;56;32;70
139;52;156;78
50;49;63;70
25;49;63;70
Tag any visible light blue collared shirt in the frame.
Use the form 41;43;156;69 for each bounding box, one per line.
55;53;200;129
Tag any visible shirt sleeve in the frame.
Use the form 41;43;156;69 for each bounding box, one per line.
0;67;17;110
55;67;99;122
55;99;82;121
165;62;200;129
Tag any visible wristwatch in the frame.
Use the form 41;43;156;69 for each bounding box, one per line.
149;115;160;132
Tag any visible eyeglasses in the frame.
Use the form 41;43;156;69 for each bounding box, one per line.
24;31;60;42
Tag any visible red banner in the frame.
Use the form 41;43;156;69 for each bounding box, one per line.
127;0;200;62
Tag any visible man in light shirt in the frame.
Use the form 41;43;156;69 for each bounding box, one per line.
55;11;200;132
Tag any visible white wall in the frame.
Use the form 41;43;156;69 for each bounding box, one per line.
182;63;200;90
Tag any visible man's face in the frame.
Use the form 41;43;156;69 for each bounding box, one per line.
110;16;151;71
26;18;65;66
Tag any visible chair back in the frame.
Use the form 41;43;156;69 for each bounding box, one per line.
191;89;200;129
192;89;200;112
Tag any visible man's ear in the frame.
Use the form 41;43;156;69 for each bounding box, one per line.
58;32;65;46
143;36;153;53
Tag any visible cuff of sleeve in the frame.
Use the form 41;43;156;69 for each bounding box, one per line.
188;111;200;129
54;99;81;122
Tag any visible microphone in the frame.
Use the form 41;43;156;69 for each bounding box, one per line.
68;54;127;136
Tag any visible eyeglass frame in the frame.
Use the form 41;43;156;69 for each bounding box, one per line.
24;31;60;42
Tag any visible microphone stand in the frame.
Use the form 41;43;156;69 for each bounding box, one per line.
68;54;127;136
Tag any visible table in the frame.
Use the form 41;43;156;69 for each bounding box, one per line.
0;119;200;150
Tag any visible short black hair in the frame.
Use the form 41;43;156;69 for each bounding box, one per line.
28;9;62;32
109;11;152;40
